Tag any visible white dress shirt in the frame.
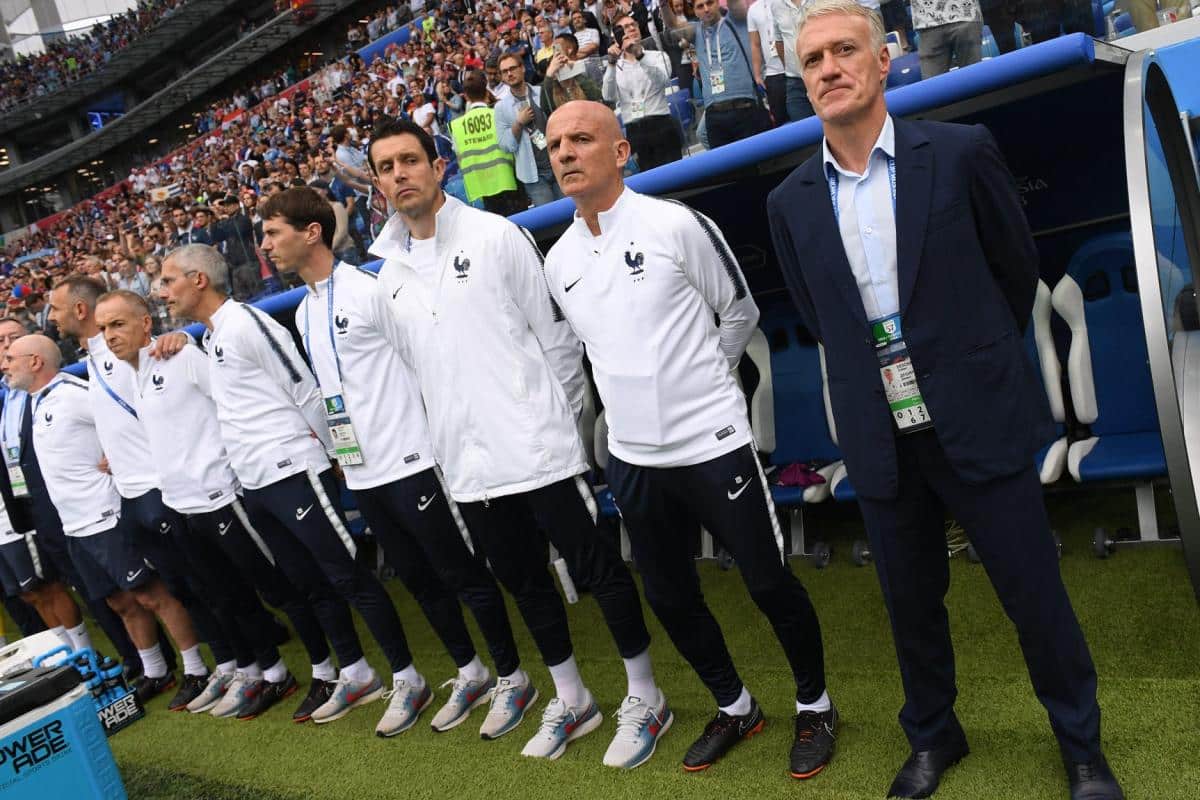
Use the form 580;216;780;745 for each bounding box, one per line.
602;51;673;122
822;114;898;322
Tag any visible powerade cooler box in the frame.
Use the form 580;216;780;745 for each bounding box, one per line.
0;665;127;800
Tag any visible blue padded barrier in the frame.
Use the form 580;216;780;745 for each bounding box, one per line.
510;34;1099;234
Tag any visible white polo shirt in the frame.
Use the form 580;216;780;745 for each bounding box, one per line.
31;374;121;537
296;262;434;491
132;342;240;514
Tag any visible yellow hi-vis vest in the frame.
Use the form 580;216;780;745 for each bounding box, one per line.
450;105;517;202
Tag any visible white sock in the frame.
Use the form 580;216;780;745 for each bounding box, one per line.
796;690;832;714
52;625;71;650
138;644;168;680
216;660;237;676
311;657;336;682
263;658;288;684
719;686;752;717
180;645;208;677
242;663;264;680
458;655;488;683
499;667;527;686
393;663;424;688
547;655;588;709
623;649;658;701
340;656;373;683
67;623;93;654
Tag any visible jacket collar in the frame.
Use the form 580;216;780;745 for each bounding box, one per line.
370;192;466;264
795;114;931;321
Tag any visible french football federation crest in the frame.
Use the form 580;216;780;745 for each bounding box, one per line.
151;373;165;391
214;344;224;363
43;413;52;425
335;313;350;334
454;255;470;280
625;250;645;279
103;360;113;373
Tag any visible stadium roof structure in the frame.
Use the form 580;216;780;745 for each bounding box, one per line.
0;0;363;196
0;0;245;137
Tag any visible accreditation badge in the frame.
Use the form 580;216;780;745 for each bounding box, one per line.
324;395;364;466
871;314;933;434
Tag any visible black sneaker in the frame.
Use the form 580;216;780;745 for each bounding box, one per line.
135;672;177;704
237;673;299;721
168;673;210;712
293;678;337;723
682;698;766;771
790;705;838;779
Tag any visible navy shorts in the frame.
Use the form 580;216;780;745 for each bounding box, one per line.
65;520;156;602
0;535;44;597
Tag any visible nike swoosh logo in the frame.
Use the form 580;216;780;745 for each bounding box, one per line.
126;568;144;582
18;577;33;588
345;685;375;703
296;505;314;521
417;495;435;511
217;522;231;535
392;285;405;299
564;278;582;293
727;480;752;501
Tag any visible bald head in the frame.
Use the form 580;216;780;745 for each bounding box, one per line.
4;334;61;393
547;101;630;219
12;335;61;368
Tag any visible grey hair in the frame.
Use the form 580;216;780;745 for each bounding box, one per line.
168;244;230;296
798;0;887;53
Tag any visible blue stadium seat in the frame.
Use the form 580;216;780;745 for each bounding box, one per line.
668;87;694;132
1051;232;1166;482
887;53;922;88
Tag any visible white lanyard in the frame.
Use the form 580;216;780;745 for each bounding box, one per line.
703;18;725;69
828;155;897;222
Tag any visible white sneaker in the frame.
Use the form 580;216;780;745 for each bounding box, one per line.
603;692;674;769
375;679;434;737
187;670;234;714
479;675;539;740
430;674;495;732
311;671;385;724
209;672;255;718
520;693;603;760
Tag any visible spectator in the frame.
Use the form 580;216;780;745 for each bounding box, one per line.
540;34;603;115
748;0;788;125
114;256;152;297
495;53;563;207
664;0;768;148
912;0;984;78
769;0;815;121
602;16;682;170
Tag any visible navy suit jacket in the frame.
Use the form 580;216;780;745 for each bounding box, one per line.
766;117;1054;501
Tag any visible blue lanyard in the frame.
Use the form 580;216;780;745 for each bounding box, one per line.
86;354;138;419
828;154;897;223
302;268;344;391
1;388;25;460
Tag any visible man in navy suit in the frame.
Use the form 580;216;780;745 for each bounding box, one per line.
766;2;1122;798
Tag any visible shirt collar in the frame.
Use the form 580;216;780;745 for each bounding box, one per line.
209;298;235;329
572;186;631;237
822;113;895;181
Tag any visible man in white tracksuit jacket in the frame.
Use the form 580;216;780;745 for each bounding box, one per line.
366;116;668;769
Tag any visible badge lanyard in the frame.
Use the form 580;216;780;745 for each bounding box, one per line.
829;154;933;434
1;389;26;465
702;17;725;70
86;354;138;419
302;267;364;466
